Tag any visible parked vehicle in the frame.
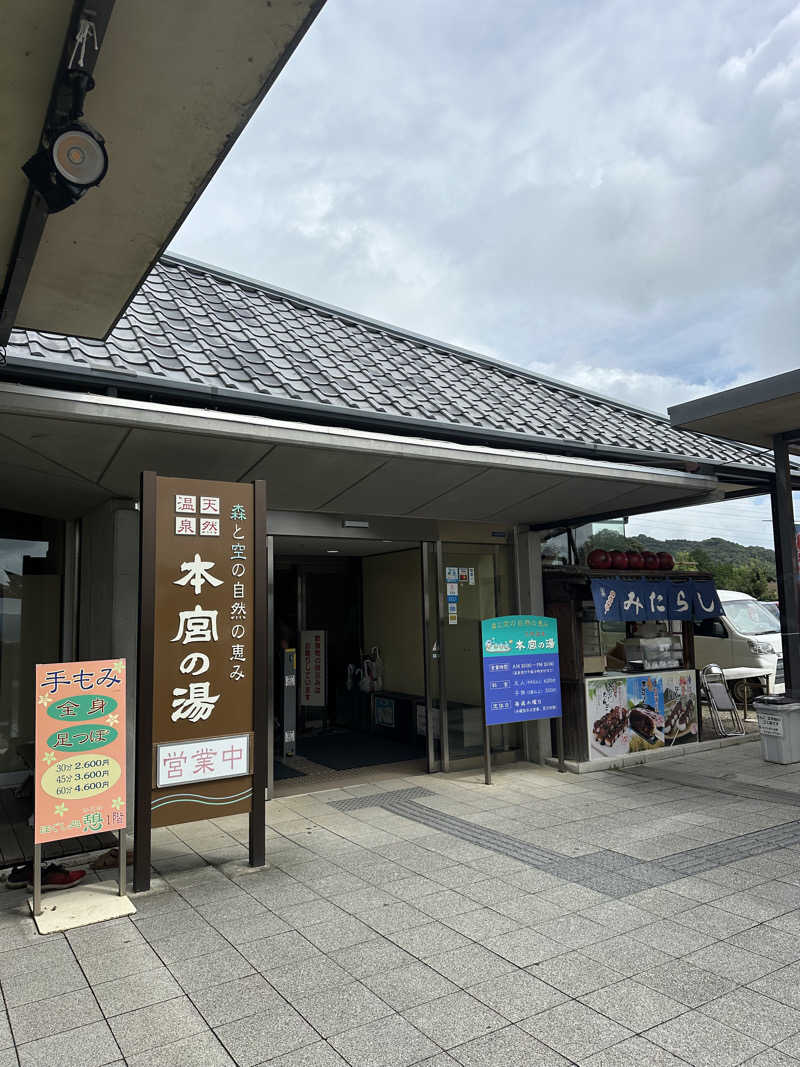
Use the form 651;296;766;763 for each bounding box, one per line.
693;590;784;703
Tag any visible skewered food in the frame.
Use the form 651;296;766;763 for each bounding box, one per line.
664;696;694;737
629;705;657;740
592;705;628;746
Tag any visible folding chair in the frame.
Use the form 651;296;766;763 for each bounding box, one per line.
700;664;745;737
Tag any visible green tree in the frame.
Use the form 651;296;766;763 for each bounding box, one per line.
690;547;714;574
578;528;777;587
728;562;772;600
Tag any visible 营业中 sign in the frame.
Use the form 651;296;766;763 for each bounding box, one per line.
155;734;250;788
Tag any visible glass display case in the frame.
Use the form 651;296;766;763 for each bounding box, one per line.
623;633;684;672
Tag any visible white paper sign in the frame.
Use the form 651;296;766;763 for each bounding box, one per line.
758;713;784;738
300;630;326;707
156;734;250;787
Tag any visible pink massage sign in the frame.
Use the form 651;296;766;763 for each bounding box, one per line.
34;658;126;845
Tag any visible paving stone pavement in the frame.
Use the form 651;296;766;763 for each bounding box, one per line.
8;740;800;1065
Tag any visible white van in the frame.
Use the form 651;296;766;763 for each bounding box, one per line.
693;589;784;702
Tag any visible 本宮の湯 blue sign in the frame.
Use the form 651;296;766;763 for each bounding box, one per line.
481;615;562;726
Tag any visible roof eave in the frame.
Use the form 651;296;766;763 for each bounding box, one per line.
1;348;780;487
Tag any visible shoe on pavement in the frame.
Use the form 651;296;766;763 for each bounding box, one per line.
27;864;87;891
6;863;33;889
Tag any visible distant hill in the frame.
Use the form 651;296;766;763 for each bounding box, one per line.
632;534;774;571
583;530;777;599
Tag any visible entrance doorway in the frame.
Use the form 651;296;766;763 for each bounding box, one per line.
269;535;521;792
273;538;428;788
423;541;521;772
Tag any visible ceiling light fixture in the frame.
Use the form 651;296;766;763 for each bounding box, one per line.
22;29;108;214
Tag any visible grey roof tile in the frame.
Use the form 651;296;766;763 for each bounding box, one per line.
6;255;774;472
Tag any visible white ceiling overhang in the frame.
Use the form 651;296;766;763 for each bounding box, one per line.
0;383;733;528
1;0;324;339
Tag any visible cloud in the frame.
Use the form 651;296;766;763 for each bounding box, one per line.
171;0;800;417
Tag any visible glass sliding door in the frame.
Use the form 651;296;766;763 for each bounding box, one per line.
440;542;520;764
421;542;443;771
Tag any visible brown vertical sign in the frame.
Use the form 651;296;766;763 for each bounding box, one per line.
134;473;267;891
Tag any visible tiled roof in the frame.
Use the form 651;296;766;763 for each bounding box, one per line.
6;255;773;473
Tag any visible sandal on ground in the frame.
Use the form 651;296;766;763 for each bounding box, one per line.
91;847;134;870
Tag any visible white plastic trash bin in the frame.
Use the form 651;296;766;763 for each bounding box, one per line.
754;694;800;764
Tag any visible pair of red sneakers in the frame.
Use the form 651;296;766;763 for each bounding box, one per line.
6;862;87;891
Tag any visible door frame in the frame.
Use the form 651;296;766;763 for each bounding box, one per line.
429;538;521;773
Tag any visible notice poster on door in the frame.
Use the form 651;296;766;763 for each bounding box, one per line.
300;630;327;707
481;615;562;725
34;658;126;844
374;695;396;728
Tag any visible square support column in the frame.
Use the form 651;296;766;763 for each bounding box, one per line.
514;528;552;763
771;433;800;693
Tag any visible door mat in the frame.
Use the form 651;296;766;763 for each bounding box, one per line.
274;762;306;781
298;731;423;771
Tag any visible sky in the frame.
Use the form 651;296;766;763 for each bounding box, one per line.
171;0;800;550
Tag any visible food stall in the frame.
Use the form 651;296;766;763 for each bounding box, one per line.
543;555;725;763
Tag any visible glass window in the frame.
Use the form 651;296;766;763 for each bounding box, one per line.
694;619;728;639
722;599;780;636
0;512;64;776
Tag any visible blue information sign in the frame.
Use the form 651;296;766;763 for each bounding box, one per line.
481;615;562;726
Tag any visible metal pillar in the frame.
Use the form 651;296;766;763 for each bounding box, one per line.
118;827;127;896
512;526;532;763
420;543;437;773
133;471;156;893
32;844;42;917
249;480;268;869
266;535;275;800
771;433;800;692
434;540;450;772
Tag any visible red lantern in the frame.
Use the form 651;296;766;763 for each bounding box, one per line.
642;551;660;571
587;548;611;570
609;550;628;570
626;550;644;570
658;551;675;570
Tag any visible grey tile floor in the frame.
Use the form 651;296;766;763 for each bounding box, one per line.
7;740;800;1064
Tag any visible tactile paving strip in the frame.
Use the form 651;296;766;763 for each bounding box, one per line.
330;788;800;898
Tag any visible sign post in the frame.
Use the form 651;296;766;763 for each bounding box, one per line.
134;474;267;892
480;615;564;784
34;657;127;915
